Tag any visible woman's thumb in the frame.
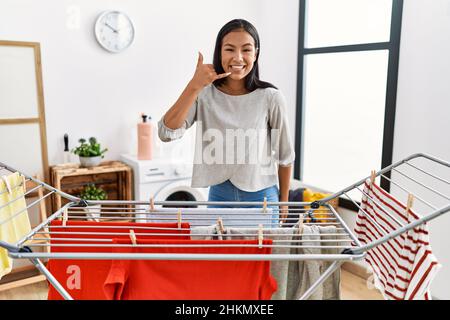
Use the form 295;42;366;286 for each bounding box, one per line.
197;51;204;66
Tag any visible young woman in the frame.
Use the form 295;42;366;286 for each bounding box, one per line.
158;19;295;224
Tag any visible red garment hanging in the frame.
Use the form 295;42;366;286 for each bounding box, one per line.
104;239;277;300
47;220;191;300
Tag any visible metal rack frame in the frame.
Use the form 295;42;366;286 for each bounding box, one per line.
1;153;449;300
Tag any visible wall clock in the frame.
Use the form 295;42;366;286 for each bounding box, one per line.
94;10;135;53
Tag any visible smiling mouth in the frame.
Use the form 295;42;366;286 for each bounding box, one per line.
230;65;246;71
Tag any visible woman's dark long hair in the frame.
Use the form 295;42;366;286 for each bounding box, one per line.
213;19;277;92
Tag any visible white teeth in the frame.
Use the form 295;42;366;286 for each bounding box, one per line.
231;65;245;69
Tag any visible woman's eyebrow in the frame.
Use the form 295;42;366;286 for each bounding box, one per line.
223;43;254;47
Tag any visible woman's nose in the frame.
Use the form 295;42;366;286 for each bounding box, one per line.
233;50;244;61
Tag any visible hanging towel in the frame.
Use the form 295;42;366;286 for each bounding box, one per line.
0;172;31;279
190;224;218;240
286;224;341;300
225;227;294;300
103;239;276;300
354;180;441;300
148;207;273;227
47;220;191;300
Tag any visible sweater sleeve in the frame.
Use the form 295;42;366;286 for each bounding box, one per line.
268;90;295;166
157;98;198;142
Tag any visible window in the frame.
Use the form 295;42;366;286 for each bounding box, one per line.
295;0;403;208
305;0;392;48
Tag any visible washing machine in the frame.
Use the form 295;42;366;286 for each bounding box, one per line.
120;154;209;209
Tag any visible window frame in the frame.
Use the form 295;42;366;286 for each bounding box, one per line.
294;0;404;211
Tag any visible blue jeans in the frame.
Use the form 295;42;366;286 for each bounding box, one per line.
208;180;280;225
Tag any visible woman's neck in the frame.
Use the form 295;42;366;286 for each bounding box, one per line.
220;79;248;95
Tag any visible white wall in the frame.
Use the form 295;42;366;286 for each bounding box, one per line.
340;0;450;300
0;0;298;166
2;0;448;299
0;0;299;269
392;0;450;300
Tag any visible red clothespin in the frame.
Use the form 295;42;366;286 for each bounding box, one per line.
258;224;263;249
129;229;137;245
177;208;182;229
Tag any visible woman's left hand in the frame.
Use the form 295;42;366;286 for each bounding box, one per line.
280;205;289;224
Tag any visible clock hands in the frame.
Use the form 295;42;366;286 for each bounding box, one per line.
104;22;119;33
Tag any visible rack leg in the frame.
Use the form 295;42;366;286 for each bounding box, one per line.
298;260;343;300
29;258;73;300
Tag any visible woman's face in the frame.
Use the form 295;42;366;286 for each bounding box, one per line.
221;30;258;82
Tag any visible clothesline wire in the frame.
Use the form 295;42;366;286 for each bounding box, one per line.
30;237;354;243
404;162;450;185
0;177;32;197
0;190;55;226
24;243;354;249
354;185;405;228
0;183;42;211
62;216;341;223
44;223;346;230
342;192;388;237
391;167;450;200
379;174;437;210
66;210;334;215
35;231;351;237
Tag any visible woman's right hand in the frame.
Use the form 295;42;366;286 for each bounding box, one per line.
189;52;231;91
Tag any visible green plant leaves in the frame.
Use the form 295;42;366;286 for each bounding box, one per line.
79;184;108;201
71;136;108;157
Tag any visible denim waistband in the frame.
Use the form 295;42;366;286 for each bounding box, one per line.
208;180;279;202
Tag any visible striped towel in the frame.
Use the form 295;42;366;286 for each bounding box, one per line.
354;180;441;300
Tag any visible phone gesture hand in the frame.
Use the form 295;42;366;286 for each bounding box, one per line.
190;52;231;90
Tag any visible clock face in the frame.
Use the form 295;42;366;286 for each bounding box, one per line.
95;11;135;53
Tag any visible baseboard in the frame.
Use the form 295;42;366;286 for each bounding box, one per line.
342;261;371;280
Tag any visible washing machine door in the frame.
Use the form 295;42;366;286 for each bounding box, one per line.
154;179;209;208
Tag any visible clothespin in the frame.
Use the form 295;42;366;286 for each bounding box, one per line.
177;208;182;229
1;176;12;195
258;224;263;249
21;174;27;194
149;196;155;212
217;217;225;234
62;208;68;227
298;213;304;235
129;229;137;245
405;194;414;221
370;170;376;187
263;197;267;213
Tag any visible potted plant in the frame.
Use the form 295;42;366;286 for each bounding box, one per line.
72;137;108;167
79;184;108;221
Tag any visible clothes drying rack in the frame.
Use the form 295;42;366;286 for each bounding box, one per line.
0;153;449;300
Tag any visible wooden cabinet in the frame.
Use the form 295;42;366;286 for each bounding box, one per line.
49;161;133;215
